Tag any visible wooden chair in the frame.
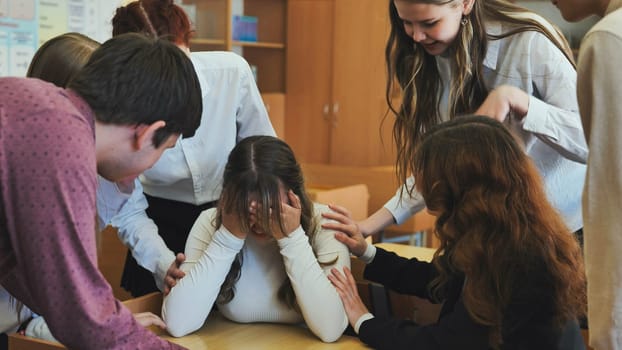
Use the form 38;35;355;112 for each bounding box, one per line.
97;225;132;301
123;292;163;315
301;163;437;247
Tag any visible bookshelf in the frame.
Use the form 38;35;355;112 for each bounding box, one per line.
182;0;287;94
180;0;287;137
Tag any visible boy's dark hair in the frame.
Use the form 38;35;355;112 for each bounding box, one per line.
68;32;202;147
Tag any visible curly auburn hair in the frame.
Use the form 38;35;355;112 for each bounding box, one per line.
112;0;194;47
413;115;586;347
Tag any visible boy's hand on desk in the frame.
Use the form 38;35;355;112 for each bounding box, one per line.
328;267;369;327
134;312;167;329
322;204;367;257
163;253;186;295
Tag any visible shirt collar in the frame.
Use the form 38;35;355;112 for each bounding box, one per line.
483;21;503;70
189;53;210;99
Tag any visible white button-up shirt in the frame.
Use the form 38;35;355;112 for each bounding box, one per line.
96;51;275;284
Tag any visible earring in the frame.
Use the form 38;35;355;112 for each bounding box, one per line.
461;16;469;26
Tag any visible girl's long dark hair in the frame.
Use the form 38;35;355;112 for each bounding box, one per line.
215;136;318;310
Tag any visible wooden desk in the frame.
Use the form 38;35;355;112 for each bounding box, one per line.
9;244;434;350
375;243;436;261
9;296;368;350
162;312;367;349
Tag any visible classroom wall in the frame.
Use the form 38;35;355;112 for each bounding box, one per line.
516;1;599;48
0;0;124;77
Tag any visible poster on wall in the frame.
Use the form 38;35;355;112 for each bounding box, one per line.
0;0;123;77
0;0;38;77
67;0;121;43
38;0;67;45
67;0;99;41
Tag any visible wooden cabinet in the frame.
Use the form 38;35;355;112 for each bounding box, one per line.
261;92;285;137
182;0;287;136
286;0;396;166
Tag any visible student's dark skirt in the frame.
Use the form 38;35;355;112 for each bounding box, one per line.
120;194;217;297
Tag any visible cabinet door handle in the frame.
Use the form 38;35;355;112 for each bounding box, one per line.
323;104;330;120
331;103;339;128
332;103;339;114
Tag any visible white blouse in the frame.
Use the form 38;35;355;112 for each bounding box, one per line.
385;19;587;232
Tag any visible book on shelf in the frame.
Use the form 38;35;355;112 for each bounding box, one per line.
232;15;258;42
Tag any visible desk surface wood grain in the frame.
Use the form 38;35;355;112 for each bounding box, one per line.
375;242;436;261
162;312;368;349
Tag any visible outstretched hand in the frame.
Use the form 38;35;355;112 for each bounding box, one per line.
163;253;186;295
328;266;370;327
321;204;368;257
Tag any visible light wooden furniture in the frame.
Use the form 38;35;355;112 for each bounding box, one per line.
307;184;369;221
123;291;164;314
286;0;395;166
187;0;286;92
375;243;436;261
8;335;63;350
184;0;286;136
97;225;132;301
9;292;367;350
7;293;164;350
301;163;436;245
261;92;285;137
163;312;367;349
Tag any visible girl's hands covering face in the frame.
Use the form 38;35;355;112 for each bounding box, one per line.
271;190;302;240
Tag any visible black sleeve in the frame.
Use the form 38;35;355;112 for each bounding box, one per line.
363;247;439;298
358;298;489;350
